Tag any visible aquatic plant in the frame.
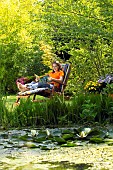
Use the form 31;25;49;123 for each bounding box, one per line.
1;93;113;128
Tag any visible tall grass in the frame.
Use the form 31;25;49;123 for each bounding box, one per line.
0;93;113;128
0;95;10;128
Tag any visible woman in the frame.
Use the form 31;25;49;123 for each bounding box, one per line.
17;61;64;92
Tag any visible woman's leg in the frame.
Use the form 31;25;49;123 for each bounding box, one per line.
17;82;30;92
37;82;51;88
17;82;53;92
27;82;51;89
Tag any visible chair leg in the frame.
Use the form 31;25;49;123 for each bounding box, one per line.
16;96;20;103
32;94;36;101
13;96;20;106
15;95;31;106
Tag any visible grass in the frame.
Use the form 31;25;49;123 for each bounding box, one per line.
4;94;48;109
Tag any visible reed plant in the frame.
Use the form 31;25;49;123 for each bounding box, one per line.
0;95;10;128
0;93;113;128
45;95;68;125
66;94;85;124
12;99;47;127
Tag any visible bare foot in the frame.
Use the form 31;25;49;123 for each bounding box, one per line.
17;82;29;92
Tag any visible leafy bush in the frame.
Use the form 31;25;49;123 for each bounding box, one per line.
103;84;113;94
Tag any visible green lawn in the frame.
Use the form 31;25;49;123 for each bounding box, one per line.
3;94;48;110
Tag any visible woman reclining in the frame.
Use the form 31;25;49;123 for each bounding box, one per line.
17;61;64;93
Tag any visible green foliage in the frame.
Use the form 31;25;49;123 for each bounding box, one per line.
12;99;47;127
0;0;53;93
1;94;113;128
0;0;113;95
103;84;113;94
80;98;98;122
41;0;113;93
0;96;10;128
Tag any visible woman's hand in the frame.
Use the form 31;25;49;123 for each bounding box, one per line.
34;74;40;82
48;76;63;84
48;77;53;82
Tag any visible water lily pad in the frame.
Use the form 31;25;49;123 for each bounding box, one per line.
104;138;113;146
76;127;107;140
62;129;74;134
62;134;74;140
40;146;50;150
89;137;104;143
4;144;13;148
33;136;46;143
7;141;13;145
106;132;113;139
15;144;24;148
108;143;113;146
18;134;31;141
1;133;9;139
38;130;47;135
61;142;77;147
54;136;66;145
86;129;106;139
51;129;62;137
104;138;113;142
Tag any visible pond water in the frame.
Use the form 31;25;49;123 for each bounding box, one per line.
0;126;113;170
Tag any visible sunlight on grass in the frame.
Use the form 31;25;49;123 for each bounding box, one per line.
4;95;48;110
2;95;16;111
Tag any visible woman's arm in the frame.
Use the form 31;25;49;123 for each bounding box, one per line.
48;76;64;84
34;74;49;82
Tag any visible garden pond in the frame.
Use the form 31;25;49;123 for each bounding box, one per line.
0;125;113;170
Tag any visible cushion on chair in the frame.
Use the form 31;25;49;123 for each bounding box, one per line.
18;87;50;95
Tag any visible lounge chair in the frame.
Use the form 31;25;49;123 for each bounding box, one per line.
15;63;71;105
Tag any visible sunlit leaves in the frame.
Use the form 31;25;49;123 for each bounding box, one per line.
39;41;54;67
41;0;113;92
0;0;113;93
0;0;52;92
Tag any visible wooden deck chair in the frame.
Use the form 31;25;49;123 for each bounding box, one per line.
15;63;71;104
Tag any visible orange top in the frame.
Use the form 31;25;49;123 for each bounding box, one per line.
49;70;64;88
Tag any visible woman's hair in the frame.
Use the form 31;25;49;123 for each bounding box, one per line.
52;61;62;72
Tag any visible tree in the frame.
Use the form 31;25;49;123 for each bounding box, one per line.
41;0;113;93
0;0;54;92
1;0;113;94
